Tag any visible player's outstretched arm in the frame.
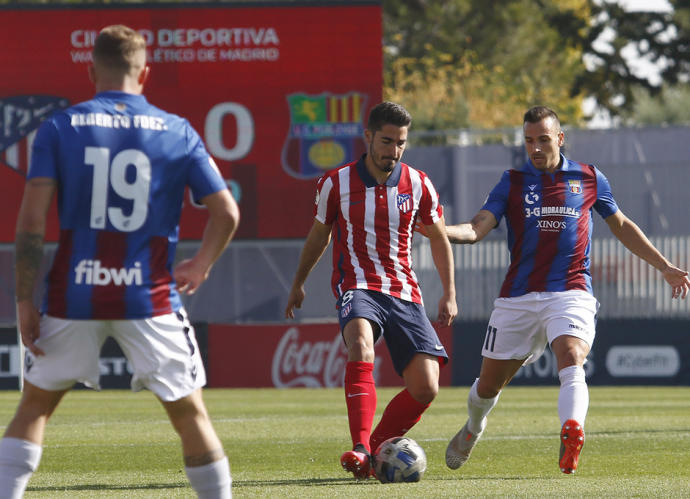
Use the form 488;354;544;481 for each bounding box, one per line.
605;210;690;299
175;189;239;295
425;218;458;326
446;210;496;244
285;219;332;319
15;177;56;356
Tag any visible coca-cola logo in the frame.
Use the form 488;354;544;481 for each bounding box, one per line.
271;326;385;388
272;327;348;387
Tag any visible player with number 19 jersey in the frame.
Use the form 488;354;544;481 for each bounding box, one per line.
28;91;228;319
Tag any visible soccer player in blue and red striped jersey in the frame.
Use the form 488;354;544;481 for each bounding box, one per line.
443;106;689;475
285;102;457;480
0;25;238;498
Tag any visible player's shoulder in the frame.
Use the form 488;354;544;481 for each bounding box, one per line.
563;158;601;178
315;160;360;194
323;159;358;180
401;161;423;177
402;162;438;188
47;97;92;123
33;98;91;136
566;157;596;170
500;168;518;181
140;99;183;121
137;100;191;130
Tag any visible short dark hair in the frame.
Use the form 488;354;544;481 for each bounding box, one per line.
93;25;146;74
367;102;412;132
523;106;560;126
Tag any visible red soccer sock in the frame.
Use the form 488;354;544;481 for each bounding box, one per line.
344;361;377;453
369;388;430;453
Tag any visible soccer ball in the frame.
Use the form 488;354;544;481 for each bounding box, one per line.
373;436;427;483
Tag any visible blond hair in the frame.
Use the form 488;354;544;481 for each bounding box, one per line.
92;25;146;76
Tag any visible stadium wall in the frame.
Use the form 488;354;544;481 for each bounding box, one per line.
2;319;687;389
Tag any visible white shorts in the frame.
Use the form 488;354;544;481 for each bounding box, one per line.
482;290;599;365
24;310;206;402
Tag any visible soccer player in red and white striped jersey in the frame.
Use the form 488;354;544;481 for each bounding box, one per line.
286;102;457;480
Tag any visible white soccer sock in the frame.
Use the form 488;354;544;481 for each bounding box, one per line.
466;378;500;435
558;365;589;427
0;437;43;499
185;456;232;499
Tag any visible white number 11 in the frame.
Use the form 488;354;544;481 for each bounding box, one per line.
84;147;151;232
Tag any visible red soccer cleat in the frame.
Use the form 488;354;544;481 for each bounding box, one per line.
340;444;371;480
559;419;585;474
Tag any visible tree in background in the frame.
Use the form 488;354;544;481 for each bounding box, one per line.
576;0;690;121
383;0;690;129
620;83;690;125
383;0;589;129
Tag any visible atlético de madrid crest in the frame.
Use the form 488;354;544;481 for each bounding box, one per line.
1;95;70;175
281;92;367;179
397;193;412;214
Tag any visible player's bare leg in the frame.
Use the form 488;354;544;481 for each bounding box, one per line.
3;381;67;443
161;388;231;498
402;353;440;404
0;382;68;499
446;357;522;469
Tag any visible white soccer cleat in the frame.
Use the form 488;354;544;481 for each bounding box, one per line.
446;421;483;470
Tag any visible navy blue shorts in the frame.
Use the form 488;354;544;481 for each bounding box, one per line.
337;289;448;376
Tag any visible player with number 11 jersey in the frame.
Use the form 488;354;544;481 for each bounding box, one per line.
29;91;227;319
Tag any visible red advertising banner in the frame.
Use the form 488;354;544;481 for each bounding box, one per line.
207;323;453;388
0;3;382;242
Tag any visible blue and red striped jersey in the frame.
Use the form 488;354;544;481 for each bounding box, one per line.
482;155;618;297
314;156;443;304
27;91;227;319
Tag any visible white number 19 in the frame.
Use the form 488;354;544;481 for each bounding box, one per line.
84;147;151;232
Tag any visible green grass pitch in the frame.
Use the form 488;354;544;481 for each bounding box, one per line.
1;386;688;497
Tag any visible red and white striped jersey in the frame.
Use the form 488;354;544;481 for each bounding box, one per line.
314;156;443;304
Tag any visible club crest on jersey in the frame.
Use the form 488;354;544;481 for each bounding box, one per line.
568;180;582;194
281;92;368;179
397;193;412;213
340;303;352;318
0;95;70;175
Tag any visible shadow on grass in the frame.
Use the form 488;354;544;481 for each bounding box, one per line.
236;477;360;487
28;478;357;492
235;476;567;487
27;483;187;492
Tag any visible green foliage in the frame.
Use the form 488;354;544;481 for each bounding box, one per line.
1;386;688;497
383;0;589;129
574;0;690;116
383;0;690;128
620;83;690;125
